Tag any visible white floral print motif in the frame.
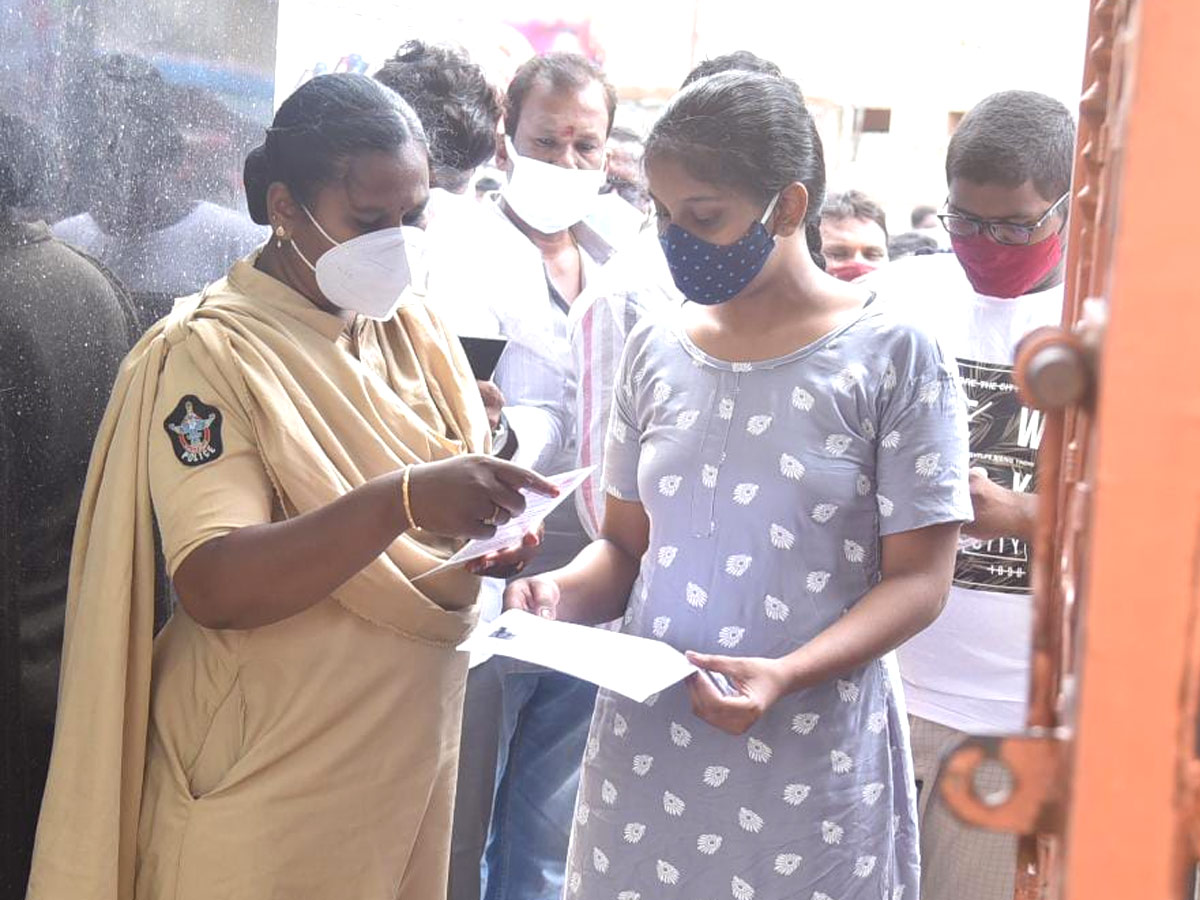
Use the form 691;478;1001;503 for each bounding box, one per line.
652;616;670;638
764;595;790;621
632;755;654;776
792;386;815;411
783;783;812;805
837;679;860;702
602;780;618;805
732;876;756;900
747;737;773;763
861;418;877;439
670;722;692;748
704;765;731;787
822;821;845;845
676;409;700;429
918;380;942;405
877;494;895;517
702;464;719;488
653;381;673;404
791;712;820;735
854;855;877;878
697;833;723;855
725;554;753;577
770;524;795;549
834;363;867;393
613;714;628;738
747;415;772;436
812;503;838;523
862;782;885;805
724;878;753;897
686;583;708;609
719;626;746;648
658;546;678;567
825;434;853;456
856;473;872;495
774;853;803;876
718;398;735;420
576;802;591;826
733;361;753;373
659;475;682;497
738;807;764;833
780;453;806;480
867;711;887;734
884;360;898;389
663;791;686;816
616;891;639;900
569;871;582;893
733;483;759;505
656;860;680;886
915;451;940;478
593;847;609;873
623;822;646;844
881;429;901;449
831;750;854;774
844;540;866;563
806;571;831;593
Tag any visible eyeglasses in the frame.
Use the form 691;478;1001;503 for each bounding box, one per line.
937;192;1069;246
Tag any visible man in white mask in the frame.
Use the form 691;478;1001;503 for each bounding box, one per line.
436;53;669;900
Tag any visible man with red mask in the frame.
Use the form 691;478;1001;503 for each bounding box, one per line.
819;189;890;281
864;89;1075;900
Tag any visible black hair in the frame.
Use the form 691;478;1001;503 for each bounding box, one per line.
822;190;888;240
888;231;941;259
646;70;827;269
474;176;502;194
910;204;937;228
374;40;501;192
680;51;784;90
0;111;48;221
504;53;617;140
244;73;426;225
946;90;1075;202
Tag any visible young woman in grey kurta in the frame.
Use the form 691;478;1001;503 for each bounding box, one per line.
504;71;971;900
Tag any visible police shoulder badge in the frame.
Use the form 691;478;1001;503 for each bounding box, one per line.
163;395;223;466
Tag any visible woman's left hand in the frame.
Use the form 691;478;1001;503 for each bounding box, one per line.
684;651;791;736
466;522;545;579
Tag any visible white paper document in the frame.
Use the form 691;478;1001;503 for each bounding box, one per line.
414;466;594;581
457;609;699;703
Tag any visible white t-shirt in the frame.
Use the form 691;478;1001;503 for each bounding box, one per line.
866;252;1064;734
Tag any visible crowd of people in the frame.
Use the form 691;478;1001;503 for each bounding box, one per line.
0;37;1073;900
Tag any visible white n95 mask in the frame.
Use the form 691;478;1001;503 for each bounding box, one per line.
501;137;606;234
291;206;426;320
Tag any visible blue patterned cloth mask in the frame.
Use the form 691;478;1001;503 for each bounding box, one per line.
659;194;780;305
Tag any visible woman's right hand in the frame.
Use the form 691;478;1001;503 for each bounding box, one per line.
407;455;557;540
504;576;561;619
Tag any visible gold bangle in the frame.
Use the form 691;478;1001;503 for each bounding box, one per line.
401;465;418;529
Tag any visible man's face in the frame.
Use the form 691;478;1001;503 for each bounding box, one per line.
820;216;888;281
947;177;1065;244
504;79;609;172
607;139;643;186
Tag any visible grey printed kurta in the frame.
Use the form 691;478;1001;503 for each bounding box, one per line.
564;300;971;900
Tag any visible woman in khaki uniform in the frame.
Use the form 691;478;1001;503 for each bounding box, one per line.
26;74;553;900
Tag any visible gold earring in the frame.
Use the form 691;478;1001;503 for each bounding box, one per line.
274;224;287;248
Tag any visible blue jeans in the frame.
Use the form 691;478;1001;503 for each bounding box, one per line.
449;657;598;900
